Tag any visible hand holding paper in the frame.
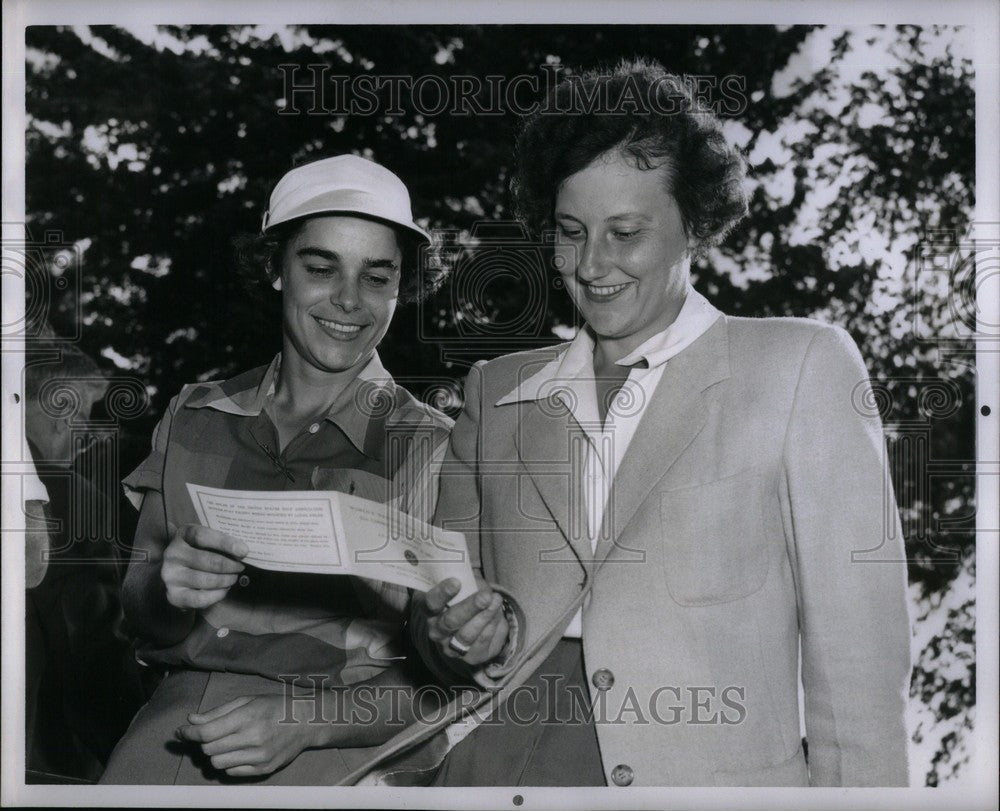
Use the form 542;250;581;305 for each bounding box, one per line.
419;577;511;667
161;524;248;610
186;483;478;601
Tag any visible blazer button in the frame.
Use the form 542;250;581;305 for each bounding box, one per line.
611;764;634;786
592;668;615;690
238;574;250;587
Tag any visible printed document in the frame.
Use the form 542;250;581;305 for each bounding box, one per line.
187;483;477;600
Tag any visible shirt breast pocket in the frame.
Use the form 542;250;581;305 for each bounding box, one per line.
658;467;771;607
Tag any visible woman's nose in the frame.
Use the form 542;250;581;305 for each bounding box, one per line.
330;277;360;311
576;237;610;281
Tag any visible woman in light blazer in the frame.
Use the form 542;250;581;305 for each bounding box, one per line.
412;59;912;787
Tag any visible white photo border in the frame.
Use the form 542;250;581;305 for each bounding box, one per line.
3;1;997;808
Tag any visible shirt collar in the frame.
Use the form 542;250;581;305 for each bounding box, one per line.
183;355;281;416
495;285;721;406
329;354;397;459
184;352;395;458
616;286;722;369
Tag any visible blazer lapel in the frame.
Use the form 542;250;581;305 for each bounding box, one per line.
596;317;732;563
513;399;593;568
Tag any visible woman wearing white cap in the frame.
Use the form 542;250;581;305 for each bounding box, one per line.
100;156;455;784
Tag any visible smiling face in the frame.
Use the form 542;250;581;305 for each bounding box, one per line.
554;150;692;362
277;215;402;378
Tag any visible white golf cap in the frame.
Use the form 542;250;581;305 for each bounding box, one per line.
261;154;430;245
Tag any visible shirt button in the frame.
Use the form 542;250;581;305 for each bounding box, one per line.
238;574;250;587
592;668;615;690
611;764;634;786
216;627;229;638
308;423;320;434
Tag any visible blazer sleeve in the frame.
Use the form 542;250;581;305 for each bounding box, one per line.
408;361;524;689
408;360;484;685
781;325;912;786
432;361;486;570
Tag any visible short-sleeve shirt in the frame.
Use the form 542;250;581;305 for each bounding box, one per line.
123;352;453;686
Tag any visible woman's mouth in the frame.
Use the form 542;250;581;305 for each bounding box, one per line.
582;281;633;302
314;316;366;339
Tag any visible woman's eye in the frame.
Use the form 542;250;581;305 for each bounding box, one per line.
306;265;336;276
557;224;584;239
364;275;390;288
613;230;639;240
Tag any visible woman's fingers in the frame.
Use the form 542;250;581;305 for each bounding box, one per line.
434;588;494;636
485;614;511;659
177;707;247;744
163;527;246;574
459;615;501;664
161;525;247;605
178;546;246;575
421;579;511;665
422;578;461;615
199;732;252;757
182;525;249;559
164;568;238;591
165;586;231;610
448;593;501;649
209;748;268;771
188;695;255;724
224;761;271;777
449;595;508;664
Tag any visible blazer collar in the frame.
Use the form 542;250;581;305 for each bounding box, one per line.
509;315;733;568
495;285;722;408
494;348;569;408
596;315;732;563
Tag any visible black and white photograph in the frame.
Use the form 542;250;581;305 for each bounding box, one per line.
2;1;997;808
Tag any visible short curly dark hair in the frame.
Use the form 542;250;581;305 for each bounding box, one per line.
512;58;749;254
233;215;445;305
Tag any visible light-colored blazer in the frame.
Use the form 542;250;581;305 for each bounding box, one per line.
433;314;911;787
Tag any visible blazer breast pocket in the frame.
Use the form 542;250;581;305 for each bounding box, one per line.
658;467;771;606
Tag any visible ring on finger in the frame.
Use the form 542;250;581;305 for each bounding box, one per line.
448;636;472;656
